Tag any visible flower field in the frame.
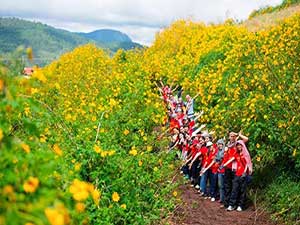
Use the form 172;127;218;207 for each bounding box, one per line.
1;7;300;225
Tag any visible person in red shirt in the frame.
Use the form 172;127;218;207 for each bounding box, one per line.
222;131;249;208
226;140;252;212
183;136;200;187
200;141;218;201
199;141;214;197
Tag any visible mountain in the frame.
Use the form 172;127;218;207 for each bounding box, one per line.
76;29;143;52
0;17;143;65
77;29;132;43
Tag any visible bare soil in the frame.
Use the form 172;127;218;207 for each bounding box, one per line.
169;182;277;225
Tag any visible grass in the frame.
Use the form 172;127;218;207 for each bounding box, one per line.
242;4;300;32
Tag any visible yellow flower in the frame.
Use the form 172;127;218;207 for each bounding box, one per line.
93;145;101;153
146;145;152;151
32;69;47;83
256;143;260;148
3;185;14;195
256;156;261;162
21;143;30;153
292;149;297;157
173;191;178;197
53;144;63;156
30;88;39;95
0;79;4;92
40;135;47;143
74;163;81;171
138;160;143;167
23;177;39;193
123;129;130;135
129;149;137;156
45;203;70;225
0;129;4;141
92;189;101;205
112;192;120;202
75;202;85;213
69;179;90;201
25;223;35;225
120;204;126;209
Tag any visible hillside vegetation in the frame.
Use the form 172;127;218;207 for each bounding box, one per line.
0;18;142;66
1;2;300;225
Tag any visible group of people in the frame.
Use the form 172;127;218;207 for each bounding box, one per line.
156;81;253;212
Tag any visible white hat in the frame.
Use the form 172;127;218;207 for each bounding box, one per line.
206;141;213;147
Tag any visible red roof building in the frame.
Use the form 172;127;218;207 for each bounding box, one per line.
23;67;34;76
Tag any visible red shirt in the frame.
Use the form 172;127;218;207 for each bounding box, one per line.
207;147;218;174
200;146;209;167
234;152;247;176
206;147;217;167
223;147;236;169
190;139;200;158
170;118;180;129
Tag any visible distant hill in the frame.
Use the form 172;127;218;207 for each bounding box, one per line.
77;29;131;43
76;29;143;52
0;17;143;66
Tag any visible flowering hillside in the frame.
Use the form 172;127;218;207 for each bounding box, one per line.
1;9;300;225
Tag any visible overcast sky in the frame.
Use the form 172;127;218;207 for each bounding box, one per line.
0;0;283;45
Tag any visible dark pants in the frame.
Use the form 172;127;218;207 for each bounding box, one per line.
224;168;235;207
181;164;189;176
190;159;201;181
229;175;247;209
209;172;218;198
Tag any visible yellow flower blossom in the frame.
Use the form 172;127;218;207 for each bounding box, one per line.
3;185;14;195
0;129;4;141
120;204;126;209
69;179;90;201
44;203;70;225
112;192;120;202
92;189;101;205
123;129;130;135
40;135;47;143
0;79;4;91
74;163;81;171
23;177;39;193
173;191;178;197
31;88;38;95
94;145;101;153
129;149;138;156
53;144;63;156
75;202;85;213
138;160;143;166
21;143;30;154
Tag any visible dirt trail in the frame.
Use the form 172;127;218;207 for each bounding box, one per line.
170;183;276;225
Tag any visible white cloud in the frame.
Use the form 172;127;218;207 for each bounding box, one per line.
0;0;284;45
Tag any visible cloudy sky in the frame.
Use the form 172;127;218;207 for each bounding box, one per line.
0;0;283;45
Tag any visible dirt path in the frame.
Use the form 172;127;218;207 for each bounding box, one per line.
170;183;276;225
